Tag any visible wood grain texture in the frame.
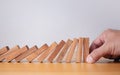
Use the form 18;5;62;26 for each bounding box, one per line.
66;38;78;63
0;46;9;55
0;45;20;61
76;38;83;63
56;39;73;63
5;45;29;62
15;46;38;62
37;42;57;62
26;44;49;62
0;37;90;63
83;38;89;63
47;40;65;62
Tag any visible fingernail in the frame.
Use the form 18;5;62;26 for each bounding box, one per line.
86;55;94;63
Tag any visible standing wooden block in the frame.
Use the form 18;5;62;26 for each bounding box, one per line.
5;45;29;62
37;42;57;62
15;46;38;62
0;46;9;55
76;38;83;63
83;38;89;63
26;44;49;62
56;39;73;63
66;38;78;63
47;40;65;62
0;45;20;61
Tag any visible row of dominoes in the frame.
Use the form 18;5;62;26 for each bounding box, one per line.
0;38;89;63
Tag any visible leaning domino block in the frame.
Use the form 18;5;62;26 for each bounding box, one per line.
0;46;9;55
56;39;73;63
65;38;78;63
37;42;57;62
15;45;38;62
0;45;20;61
26;44;49;62
47;40;65;62
0;37;89;63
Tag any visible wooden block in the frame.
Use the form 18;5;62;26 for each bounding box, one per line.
0;45;20;61
83;38;89;63
47;40;65;62
0;46;9;55
15;46;38;62
26;44;49;62
66;38;78;63
5;45;29;62
76;38;83;63
37;42;57;62
56;39;73;63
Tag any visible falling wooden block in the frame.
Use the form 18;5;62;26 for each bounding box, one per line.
76;38;83;63
26;44;49;62
15;46;38;62
37;42;57;62
0;46;9;55
83;38;89;63
47;40;65;62
66;38;78;63
56;39;73;63
0;45;20;61
5;45;29;62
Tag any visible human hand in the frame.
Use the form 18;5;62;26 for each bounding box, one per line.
86;29;120;63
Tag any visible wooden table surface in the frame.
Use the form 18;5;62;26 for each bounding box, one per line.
0;59;120;75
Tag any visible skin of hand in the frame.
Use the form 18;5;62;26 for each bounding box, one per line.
86;29;120;63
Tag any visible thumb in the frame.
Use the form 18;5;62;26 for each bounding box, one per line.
86;44;108;63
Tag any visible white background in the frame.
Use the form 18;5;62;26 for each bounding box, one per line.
0;0;120;48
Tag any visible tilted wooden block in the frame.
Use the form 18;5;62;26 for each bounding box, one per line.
26;44;49;62
0;37;89;63
47;40;65;62
5;45;29;62
66;38;78;63
56;39;73;63
0;46;9;55
0;45;20;61
37;42;57;62
15;45;38;62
